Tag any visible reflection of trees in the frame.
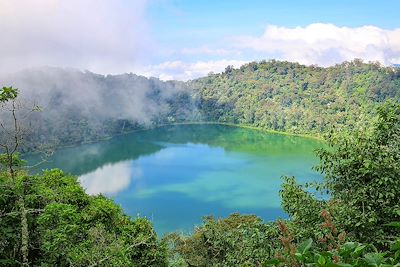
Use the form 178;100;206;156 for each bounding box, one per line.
27;136;163;176
148;124;322;156
27;124;322;176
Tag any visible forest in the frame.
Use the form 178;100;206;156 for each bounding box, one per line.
193;60;400;135
1;60;400;266
2;60;399;148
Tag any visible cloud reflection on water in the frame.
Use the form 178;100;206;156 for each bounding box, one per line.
78;160;142;195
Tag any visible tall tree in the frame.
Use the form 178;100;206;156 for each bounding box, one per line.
316;101;400;246
0;86;41;266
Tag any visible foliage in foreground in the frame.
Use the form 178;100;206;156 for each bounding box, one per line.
266;212;400;267
165;214;280;266
315;101;400;246
0;169;167;266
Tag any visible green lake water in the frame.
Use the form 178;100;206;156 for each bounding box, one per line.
28;124;323;235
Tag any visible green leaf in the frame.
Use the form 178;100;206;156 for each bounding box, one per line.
0;86;18;102
297;238;313;254
263;258;282;265
386;222;400;228
326;263;352;267
353;244;367;255
363;252;385;266
341;242;358;254
392;239;400;251
318;254;326;265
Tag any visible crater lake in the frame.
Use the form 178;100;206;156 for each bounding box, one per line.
27;124;323;235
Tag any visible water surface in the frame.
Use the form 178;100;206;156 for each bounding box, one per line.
29;124;323;235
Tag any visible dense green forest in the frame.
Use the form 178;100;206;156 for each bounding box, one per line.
193;60;400;135
2;60;400;149
1;60;400;266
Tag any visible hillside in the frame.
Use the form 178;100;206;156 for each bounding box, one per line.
2;60;399;148
193;60;400;135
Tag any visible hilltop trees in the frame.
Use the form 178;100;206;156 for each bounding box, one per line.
194;60;400;135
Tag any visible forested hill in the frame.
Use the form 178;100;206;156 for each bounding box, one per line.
193;60;400;135
2;60;399;147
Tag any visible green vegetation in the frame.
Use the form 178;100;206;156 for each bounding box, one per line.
8;60;400;148
1;61;400;266
165;214;280;266
194;60;400;135
0;169;167;266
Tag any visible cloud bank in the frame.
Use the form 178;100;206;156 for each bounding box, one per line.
1;67;194;148
233;23;400;66
1;0;399;82
0;0;149;75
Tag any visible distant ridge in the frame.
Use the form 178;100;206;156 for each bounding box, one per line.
2;60;400;147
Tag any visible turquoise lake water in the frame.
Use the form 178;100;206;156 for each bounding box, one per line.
28;124;323;235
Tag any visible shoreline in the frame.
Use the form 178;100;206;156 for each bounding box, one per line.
156;121;323;141
24;121;323;157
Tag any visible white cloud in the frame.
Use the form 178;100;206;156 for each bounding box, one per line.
0;0;149;74
2;5;399;81
138;59;249;81
181;46;238;56
233;23;400;66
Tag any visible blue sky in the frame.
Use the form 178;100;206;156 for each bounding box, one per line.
148;0;400;42
1;0;399;80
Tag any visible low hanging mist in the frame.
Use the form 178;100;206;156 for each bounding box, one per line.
1;67;199;148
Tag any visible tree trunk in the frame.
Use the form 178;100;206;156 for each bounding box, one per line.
19;197;29;266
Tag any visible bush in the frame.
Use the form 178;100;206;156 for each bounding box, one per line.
165;213;279;266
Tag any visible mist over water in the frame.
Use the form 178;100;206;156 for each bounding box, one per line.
28;124;323;235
